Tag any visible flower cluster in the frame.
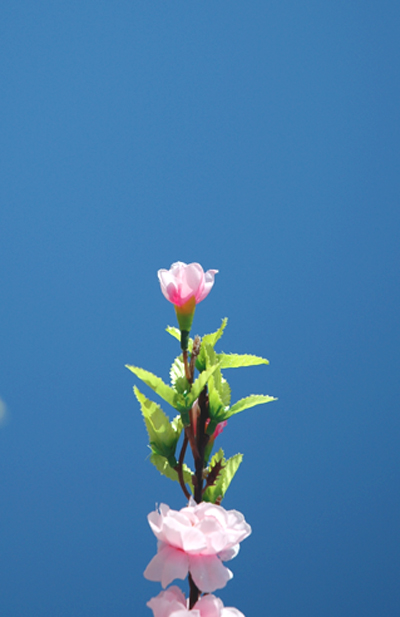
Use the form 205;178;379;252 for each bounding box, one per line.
147;586;245;617
144;501;251;592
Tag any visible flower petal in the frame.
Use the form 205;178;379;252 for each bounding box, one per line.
157;263;217;307
189;554;233;593
220;609;245;617
218;544;240;562
146;586;188;617
193;594;224;617
196;269;218;302
144;544;189;588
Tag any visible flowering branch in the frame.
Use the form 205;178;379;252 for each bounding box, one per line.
127;262;277;616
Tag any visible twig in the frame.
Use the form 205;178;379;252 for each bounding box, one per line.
189;335;201;381
174;434;191;500
188;573;200;609
183;349;192;383
185;423;200;462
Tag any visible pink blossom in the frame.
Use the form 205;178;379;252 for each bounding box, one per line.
211;420;227;439
144;501;251;593
158;262;218;308
146;586;191;617
146;587;245;617
192;402;227;440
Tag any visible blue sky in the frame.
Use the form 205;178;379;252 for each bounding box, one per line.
0;2;399;616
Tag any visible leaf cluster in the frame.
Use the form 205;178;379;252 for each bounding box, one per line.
126;318;276;503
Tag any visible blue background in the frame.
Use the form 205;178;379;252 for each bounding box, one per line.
1;2;399;616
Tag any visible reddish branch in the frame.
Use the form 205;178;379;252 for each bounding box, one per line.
174;433;190;500
176;337;212;607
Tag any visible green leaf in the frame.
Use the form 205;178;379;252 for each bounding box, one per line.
207;375;227;429
150;453;194;491
196;320;228;372
186;362;222;407
203;450;243;503
171;414;183;435
202;318;228;348
133;387;182;463
126;364;178;408
226;394;277;418
170;356;184;385
165;326;181;342
170;356;190;395
218;353;269;368
220;378;231;407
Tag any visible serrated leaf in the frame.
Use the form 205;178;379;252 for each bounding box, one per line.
170;356;185;385
203;452;243;503
226;394;277;418
207;375;227;426
170;357;190;394
218;353;269;368
150;453;194;491
203;345;232;409
220;378;231;407
204;343;218;369
196;342;210;373
171;414;183;434
187;362;222;407
133;387;181;462
202;318;228;347
196;320;228;373
165;326;181;342
204;458;225;490
208;448;224;466
126;364;178;408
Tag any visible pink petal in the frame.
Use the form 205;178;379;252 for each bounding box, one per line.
220;610;245;617
157;269;177;303
193;594;224;617
180;263;205;305
163;517;207;553
193;595;246;617
213;420;227;438
196;269;218;303
146;586;188;617
157;263;217;307
144;544;189;588
189;554;233;593
218;544;240;562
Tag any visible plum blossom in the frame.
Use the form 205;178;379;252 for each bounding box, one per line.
157;263;218;348
147;586;245;617
158;262;218;308
144;501;251;593
147;586;190;617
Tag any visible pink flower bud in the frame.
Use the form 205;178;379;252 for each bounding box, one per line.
158;263;218;337
158;262;218;308
192;401;227;440
210;420;228;439
147;587;245;617
144;501;251;593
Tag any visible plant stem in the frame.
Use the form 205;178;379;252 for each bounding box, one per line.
194;386;209;504
175;434;191;500
183;349;192;382
180;338;209;605
188;573;200;609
